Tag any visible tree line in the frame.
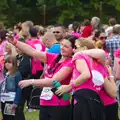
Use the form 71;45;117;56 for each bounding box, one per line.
0;0;120;27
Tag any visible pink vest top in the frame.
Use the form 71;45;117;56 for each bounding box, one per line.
40;53;73;106
71;54;105;94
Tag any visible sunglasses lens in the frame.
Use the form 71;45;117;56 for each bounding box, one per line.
6;60;11;63
53;31;60;33
100;37;107;40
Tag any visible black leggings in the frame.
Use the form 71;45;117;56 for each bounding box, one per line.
39;105;71;120
105;102;119;120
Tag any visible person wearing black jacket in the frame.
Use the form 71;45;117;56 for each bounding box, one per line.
16;38;32;107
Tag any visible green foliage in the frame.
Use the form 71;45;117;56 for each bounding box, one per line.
0;0;120;27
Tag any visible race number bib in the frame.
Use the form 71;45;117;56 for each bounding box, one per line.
4;103;15;116
40;87;53;100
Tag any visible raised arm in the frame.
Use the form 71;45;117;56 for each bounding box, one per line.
74;49;106;65
8;39;46;63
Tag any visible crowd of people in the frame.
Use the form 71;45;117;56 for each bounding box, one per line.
0;16;119;120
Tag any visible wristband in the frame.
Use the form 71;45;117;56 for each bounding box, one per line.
70;81;76;89
109;75;114;79
31;79;35;85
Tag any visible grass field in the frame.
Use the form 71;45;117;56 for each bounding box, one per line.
0;107;120;120
0;109;39;120
24;110;39;120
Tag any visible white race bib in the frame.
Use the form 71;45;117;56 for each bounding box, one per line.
4;103;15;116
40;87;53;100
34;44;42;51
92;70;104;86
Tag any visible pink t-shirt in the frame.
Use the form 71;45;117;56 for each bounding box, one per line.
71;31;81;38
14;34;20;40
0;41;7;83
0;56;4;83
40;53;73;106
114;49;120;79
99;67;117;106
0;40;7;56
71;54;105;94
26;39;46;74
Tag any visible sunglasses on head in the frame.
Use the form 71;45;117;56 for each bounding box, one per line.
99;36;107;40
53;31;60;34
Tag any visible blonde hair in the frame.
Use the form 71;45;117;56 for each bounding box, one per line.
95;40;103;49
75;38;95;50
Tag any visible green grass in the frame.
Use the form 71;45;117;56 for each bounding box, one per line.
24;109;39;120
0;106;119;120
0;109;39;120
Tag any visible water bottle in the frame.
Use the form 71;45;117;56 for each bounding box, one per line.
53;80;70;100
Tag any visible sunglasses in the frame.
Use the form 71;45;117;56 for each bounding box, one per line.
5;60;12;63
99;36;107;40
53;31;60;34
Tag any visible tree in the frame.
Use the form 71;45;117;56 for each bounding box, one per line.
0;0;120;27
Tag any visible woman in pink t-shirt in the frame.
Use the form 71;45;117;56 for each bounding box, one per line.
0;30;8;83
9;35;77;120
56;38;116;120
99;66;118;120
26;27;46;78
8;34;106;120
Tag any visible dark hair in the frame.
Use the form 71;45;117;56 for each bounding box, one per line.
47;54;62;75
94;30;101;38
83;19;91;26
0;30;8;41
15;24;22;31
18;38;25;43
109;18;117;26
72;21;80;32
29;27;38;37
4;55;18;75
64;35;78;49
54;24;65;31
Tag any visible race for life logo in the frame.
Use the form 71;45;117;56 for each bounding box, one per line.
34;44;42;51
91;70;104;91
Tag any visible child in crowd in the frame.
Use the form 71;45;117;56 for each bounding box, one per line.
0;55;23;120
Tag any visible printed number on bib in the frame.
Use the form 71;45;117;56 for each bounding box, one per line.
40;87;53;100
